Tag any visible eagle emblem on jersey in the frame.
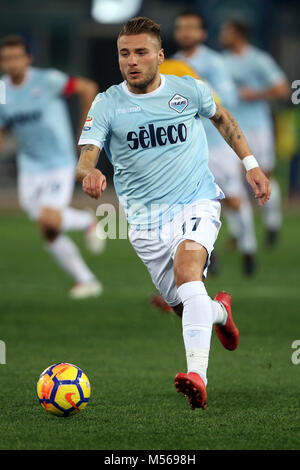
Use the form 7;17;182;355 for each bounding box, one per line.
168;94;189;113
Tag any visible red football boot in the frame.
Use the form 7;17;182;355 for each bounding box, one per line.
174;372;207;410
214;291;239;351
150;294;173;313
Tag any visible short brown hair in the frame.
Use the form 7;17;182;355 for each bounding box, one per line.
176;10;206;29
0;34;29;54
118;16;162;47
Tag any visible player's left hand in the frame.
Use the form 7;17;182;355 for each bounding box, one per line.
246;167;271;206
239;87;260;101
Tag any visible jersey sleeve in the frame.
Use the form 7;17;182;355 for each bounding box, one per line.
194;79;217;118
78;93;110;149
257;52;287;87
44;69;69;96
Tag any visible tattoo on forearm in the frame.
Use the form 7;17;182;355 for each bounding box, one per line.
212;106;243;147
76;144;100;181
80;144;95;154
222;109;242;145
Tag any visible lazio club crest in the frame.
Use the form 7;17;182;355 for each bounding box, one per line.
169;94;189;113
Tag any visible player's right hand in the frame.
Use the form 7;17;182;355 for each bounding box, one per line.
246;167;271;206
82;169;107;199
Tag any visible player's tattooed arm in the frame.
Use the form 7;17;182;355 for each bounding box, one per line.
76;144;107;199
210;104;271;206
76;144;100;180
80;144;97;153
210;104;251;159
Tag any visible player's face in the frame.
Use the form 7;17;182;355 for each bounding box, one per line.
174;15;206;51
118;33;164;92
0;45;31;79
219;24;237;49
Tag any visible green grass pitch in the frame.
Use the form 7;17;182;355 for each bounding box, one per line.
0;208;299;450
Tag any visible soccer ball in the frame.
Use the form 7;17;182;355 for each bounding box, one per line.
36;363;91;417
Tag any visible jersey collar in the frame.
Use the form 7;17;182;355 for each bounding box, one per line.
121;74;166;98
7;66;32;89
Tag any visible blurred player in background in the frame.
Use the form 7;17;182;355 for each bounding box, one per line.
173;11;258;275
220;19;290;246
0;35;105;299
160;58;200;80
75;17;270;410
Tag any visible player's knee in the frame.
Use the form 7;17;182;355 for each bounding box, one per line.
174;240;206;287
38;208;62;240
174;262;202;287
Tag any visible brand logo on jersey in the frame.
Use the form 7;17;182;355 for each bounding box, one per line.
117;106;141;114
83;115;93;131
169;94;188;113
127;122;187;150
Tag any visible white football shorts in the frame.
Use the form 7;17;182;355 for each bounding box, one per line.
129;199;222;307
208;143;246;199
18;166;75;220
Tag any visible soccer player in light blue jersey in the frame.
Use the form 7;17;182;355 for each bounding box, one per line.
76;17;270;410
219;19;289;246
0;35;105;299
173;10;258;276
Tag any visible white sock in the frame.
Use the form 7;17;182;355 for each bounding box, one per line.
178;281;214;385
46;234;96;284
261;178;282;231
61;207;94;232
211;301;228;325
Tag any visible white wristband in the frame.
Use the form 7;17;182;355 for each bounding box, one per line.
242;155;259;171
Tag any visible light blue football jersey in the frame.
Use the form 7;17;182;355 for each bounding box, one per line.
79;74;224;229
223;46;286;131
173;45;238;148
0;67;76;174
